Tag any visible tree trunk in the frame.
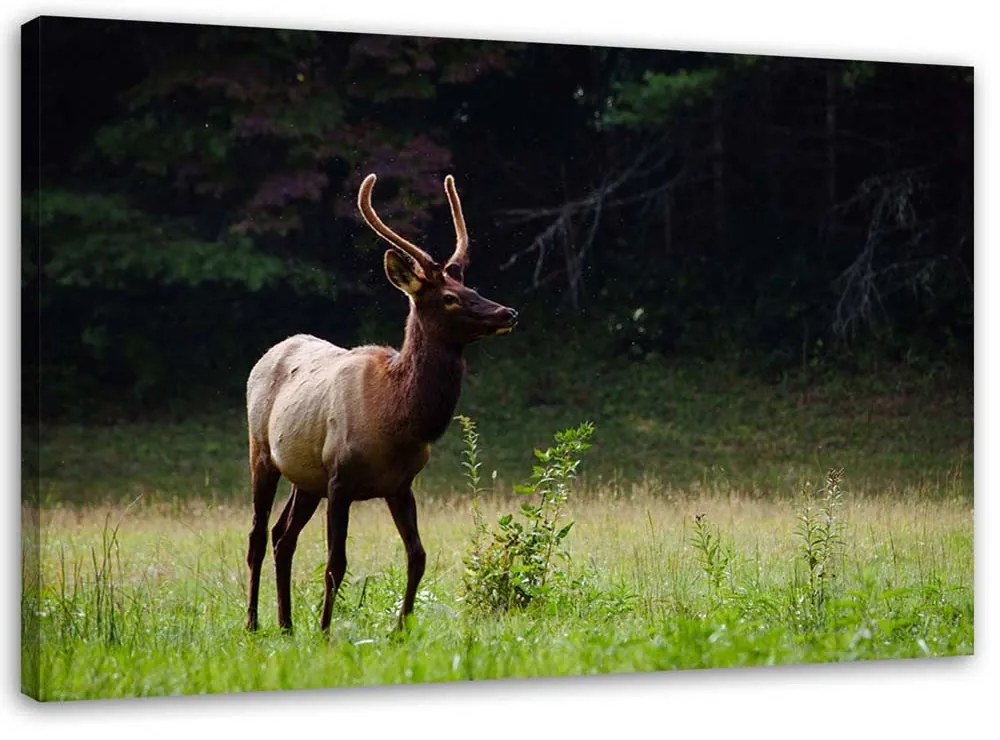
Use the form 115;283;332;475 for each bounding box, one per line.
825;64;838;255
663;183;673;256
713;97;727;254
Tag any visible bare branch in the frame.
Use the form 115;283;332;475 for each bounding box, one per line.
496;141;679;307
832;169;936;338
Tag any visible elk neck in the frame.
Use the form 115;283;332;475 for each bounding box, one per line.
386;308;467;442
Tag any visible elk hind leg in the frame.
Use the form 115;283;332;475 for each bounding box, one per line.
320;476;351;632
272;486;321;632
246;441;279;632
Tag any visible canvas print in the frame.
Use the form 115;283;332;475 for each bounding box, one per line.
21;16;973;701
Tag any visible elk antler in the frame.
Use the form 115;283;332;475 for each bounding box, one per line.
358;174;437;273
444;175;469;279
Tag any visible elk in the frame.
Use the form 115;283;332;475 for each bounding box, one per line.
244;173;518;633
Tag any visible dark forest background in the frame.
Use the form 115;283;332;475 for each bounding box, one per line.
23;16;973;422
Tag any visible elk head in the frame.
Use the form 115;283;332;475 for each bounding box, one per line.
358;173;519;345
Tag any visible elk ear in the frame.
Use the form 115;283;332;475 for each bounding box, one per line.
384;249;425;295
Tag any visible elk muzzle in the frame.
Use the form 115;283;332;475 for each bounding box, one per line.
494;307;519;335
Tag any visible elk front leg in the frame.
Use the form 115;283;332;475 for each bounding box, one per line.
320;476;351;632
387;487;426;630
272;486;321;632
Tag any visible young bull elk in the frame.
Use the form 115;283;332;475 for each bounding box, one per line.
245;173;518;632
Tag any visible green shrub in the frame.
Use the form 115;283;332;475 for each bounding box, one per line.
460;418;595;613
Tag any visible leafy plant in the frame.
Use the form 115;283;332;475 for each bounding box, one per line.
795;468;847;614
455;415;489;547
690;513;735;599
461;419;595;612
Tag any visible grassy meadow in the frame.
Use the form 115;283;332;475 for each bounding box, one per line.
22;351;974;701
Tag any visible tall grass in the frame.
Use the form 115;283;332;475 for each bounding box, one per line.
22;476;973;701
24;353;973;700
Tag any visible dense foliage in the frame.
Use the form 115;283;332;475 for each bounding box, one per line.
23;18;972;418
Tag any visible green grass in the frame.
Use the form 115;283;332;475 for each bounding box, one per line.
22;487;972;700
24;349;973;700
34;346;973;505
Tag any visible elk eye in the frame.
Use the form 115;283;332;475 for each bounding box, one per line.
443;294;460;307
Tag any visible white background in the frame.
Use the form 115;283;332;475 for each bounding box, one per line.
2;1;994;738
